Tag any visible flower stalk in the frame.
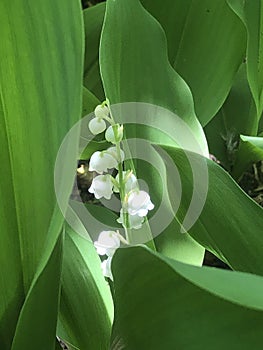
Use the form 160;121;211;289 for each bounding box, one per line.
87;100;154;279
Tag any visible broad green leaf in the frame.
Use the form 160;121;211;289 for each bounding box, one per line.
241;135;263;149
0;101;24;348
141;0;246;126
11;230;63;350
112;246;263;349
135;157;204;265
99;0;208;264
0;0;83;348
227;0;263;118
100;0;207;153
83;3;105;100
83;0;246;126
59;226;113;350
161;146;263;275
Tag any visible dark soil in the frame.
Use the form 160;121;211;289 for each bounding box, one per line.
82;0;105;8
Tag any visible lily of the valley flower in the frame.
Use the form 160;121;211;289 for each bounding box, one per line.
89;117;106;135
88;174;113;199
94;104;109;119
94;230;120;256
89;147;125;174
127;190;154;217
89;150;117;174
101;256;113;280
117;208;144;229
114;171;138;193
105;124;123;144
106;146;125;163
94;230;121;280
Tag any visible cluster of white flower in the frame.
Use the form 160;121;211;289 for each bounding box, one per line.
88;102;154;280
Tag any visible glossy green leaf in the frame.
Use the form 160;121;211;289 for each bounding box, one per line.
59;226;113;350
135;157;204;265
100;0;208;264
100;0;207;153
0;0;83;348
83;3;105;100
160;146;263;275
227;0;263;118
112;246;263;349
12;229;63;350
241;135;263;149
141;0;246;125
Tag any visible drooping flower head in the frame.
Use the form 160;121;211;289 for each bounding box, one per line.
105;124;123;144
94;104;109;119
114;171;138;193
88;174;113;199
89;117;106;135
89;147;125;174
117;208;144;229
127;190;154;217
94;230;121;257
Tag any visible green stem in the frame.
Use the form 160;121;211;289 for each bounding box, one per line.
106;99;132;243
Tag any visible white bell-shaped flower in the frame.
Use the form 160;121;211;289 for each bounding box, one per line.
89;150;117;174
114;171;138;193
94;230;120;256
105;124;123;144
94;104;109;119
101;256;113;280
127;190;154;217
107;146;125;163
89;117;106;135
89;147;124;174
117;208;144;229
88;174;113;199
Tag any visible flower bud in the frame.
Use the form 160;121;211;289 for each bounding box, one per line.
88;174;113;199
94;104;109;119
88;117;106;135
105;124;123;144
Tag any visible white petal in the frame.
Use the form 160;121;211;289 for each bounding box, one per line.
94;230;120;257
107;146;125;163
136;208;148;217
114;172;138;193
88;117;106;135
94;104;109;119
89;151;117;173
94;245;107;256
105;124;123;144
101;257;113;280
117;209;144;229
127;190;154;217
147;201;154;210
88;174;113;199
